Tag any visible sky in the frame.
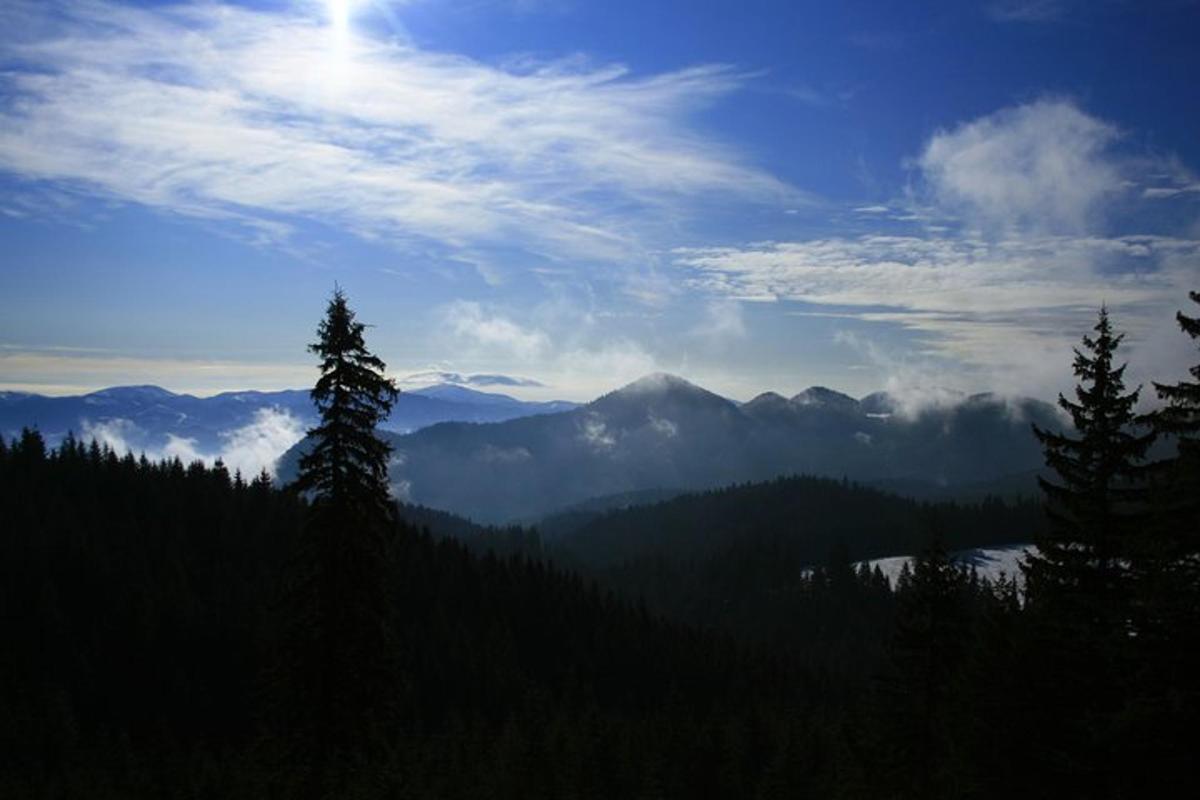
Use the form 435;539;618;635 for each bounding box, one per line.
1;0;1198;403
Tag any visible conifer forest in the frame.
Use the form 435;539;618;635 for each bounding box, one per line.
2;290;1198;799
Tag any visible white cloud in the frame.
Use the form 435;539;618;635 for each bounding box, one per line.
916;99;1124;234
163;433;205;465
674;234;1192;313
398;369;544;388
390;478;413;502
676;234;1199;399
79;417;141;453
649;414;679;438
218;407;307;477
0;0;789;262
78;406;305;477
430;298;664;400
579;412;616;451
833;329;974;416
439;301;551;360
672;98;1200;401
1144;183;1200;200
690;300;747;346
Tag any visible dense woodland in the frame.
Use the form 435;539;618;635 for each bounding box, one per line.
2;292;1198;798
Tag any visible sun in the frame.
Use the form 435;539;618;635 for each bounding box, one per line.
328;0;355;39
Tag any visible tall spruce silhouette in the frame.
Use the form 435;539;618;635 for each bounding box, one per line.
1025;307;1154;625
293;287;399;514
1150;290;1200;548
1137;290;1200;706
282;288;401;796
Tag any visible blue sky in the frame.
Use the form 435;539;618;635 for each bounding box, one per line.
1;0;1198;403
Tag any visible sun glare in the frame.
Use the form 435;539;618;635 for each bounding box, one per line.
328;0;352;35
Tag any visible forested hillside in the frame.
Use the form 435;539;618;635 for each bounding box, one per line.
3;295;1197;799
277;373;1060;522
537;475;1044;641
4;427;1195;798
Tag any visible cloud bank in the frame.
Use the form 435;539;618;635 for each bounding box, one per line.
80;406;305;478
675;99;1200;400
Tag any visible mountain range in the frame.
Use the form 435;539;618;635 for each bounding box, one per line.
0;383;578;454
279;372;1062;522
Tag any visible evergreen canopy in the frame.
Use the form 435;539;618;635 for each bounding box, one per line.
1025;307;1154;616
1151;290;1200;533
292;287;399;515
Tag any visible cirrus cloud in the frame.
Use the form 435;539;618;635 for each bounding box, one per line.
0;0;792;263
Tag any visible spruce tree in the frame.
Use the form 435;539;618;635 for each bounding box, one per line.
878;529;970;799
293;287;399;516
1149;290;1200;556
1127;290;1200;788
1025;306;1154;627
280;288;401;796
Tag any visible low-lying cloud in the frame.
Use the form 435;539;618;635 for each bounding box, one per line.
80;407;306;478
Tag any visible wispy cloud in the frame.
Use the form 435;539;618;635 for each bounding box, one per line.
0;0;790;263
398;369;544;388
439;300;552;360
675;233;1198;395
674;98;1200;399
433;300;662;399
674;234;1192;312
985;0;1066;24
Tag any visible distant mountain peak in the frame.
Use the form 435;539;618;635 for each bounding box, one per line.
745;391;789;406
792;386;859;411
85;385;178;401
859;391;897;415
619;373;700;394
588;373;738;419
742;391;798;421
410;384;520;406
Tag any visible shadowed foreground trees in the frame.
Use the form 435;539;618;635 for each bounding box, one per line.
271;289;403;795
1027;306;1154;628
2;294;1199;798
1019;303;1198;797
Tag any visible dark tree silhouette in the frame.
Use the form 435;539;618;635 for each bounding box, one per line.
1022;307;1157;797
1025;306;1154;626
293;287;399;514
877;527;971;799
279;288;401;796
1125;290;1200;789
1148;290;1200;557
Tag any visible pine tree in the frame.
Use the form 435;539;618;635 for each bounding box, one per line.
293;287;398;516
879;529;971;799
1148;290;1200;558
1123;290;1200;791
1025;306;1154;627
279;288;402;796
1018;307;1158;797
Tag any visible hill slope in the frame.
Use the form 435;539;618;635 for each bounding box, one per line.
280;373;1059;521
